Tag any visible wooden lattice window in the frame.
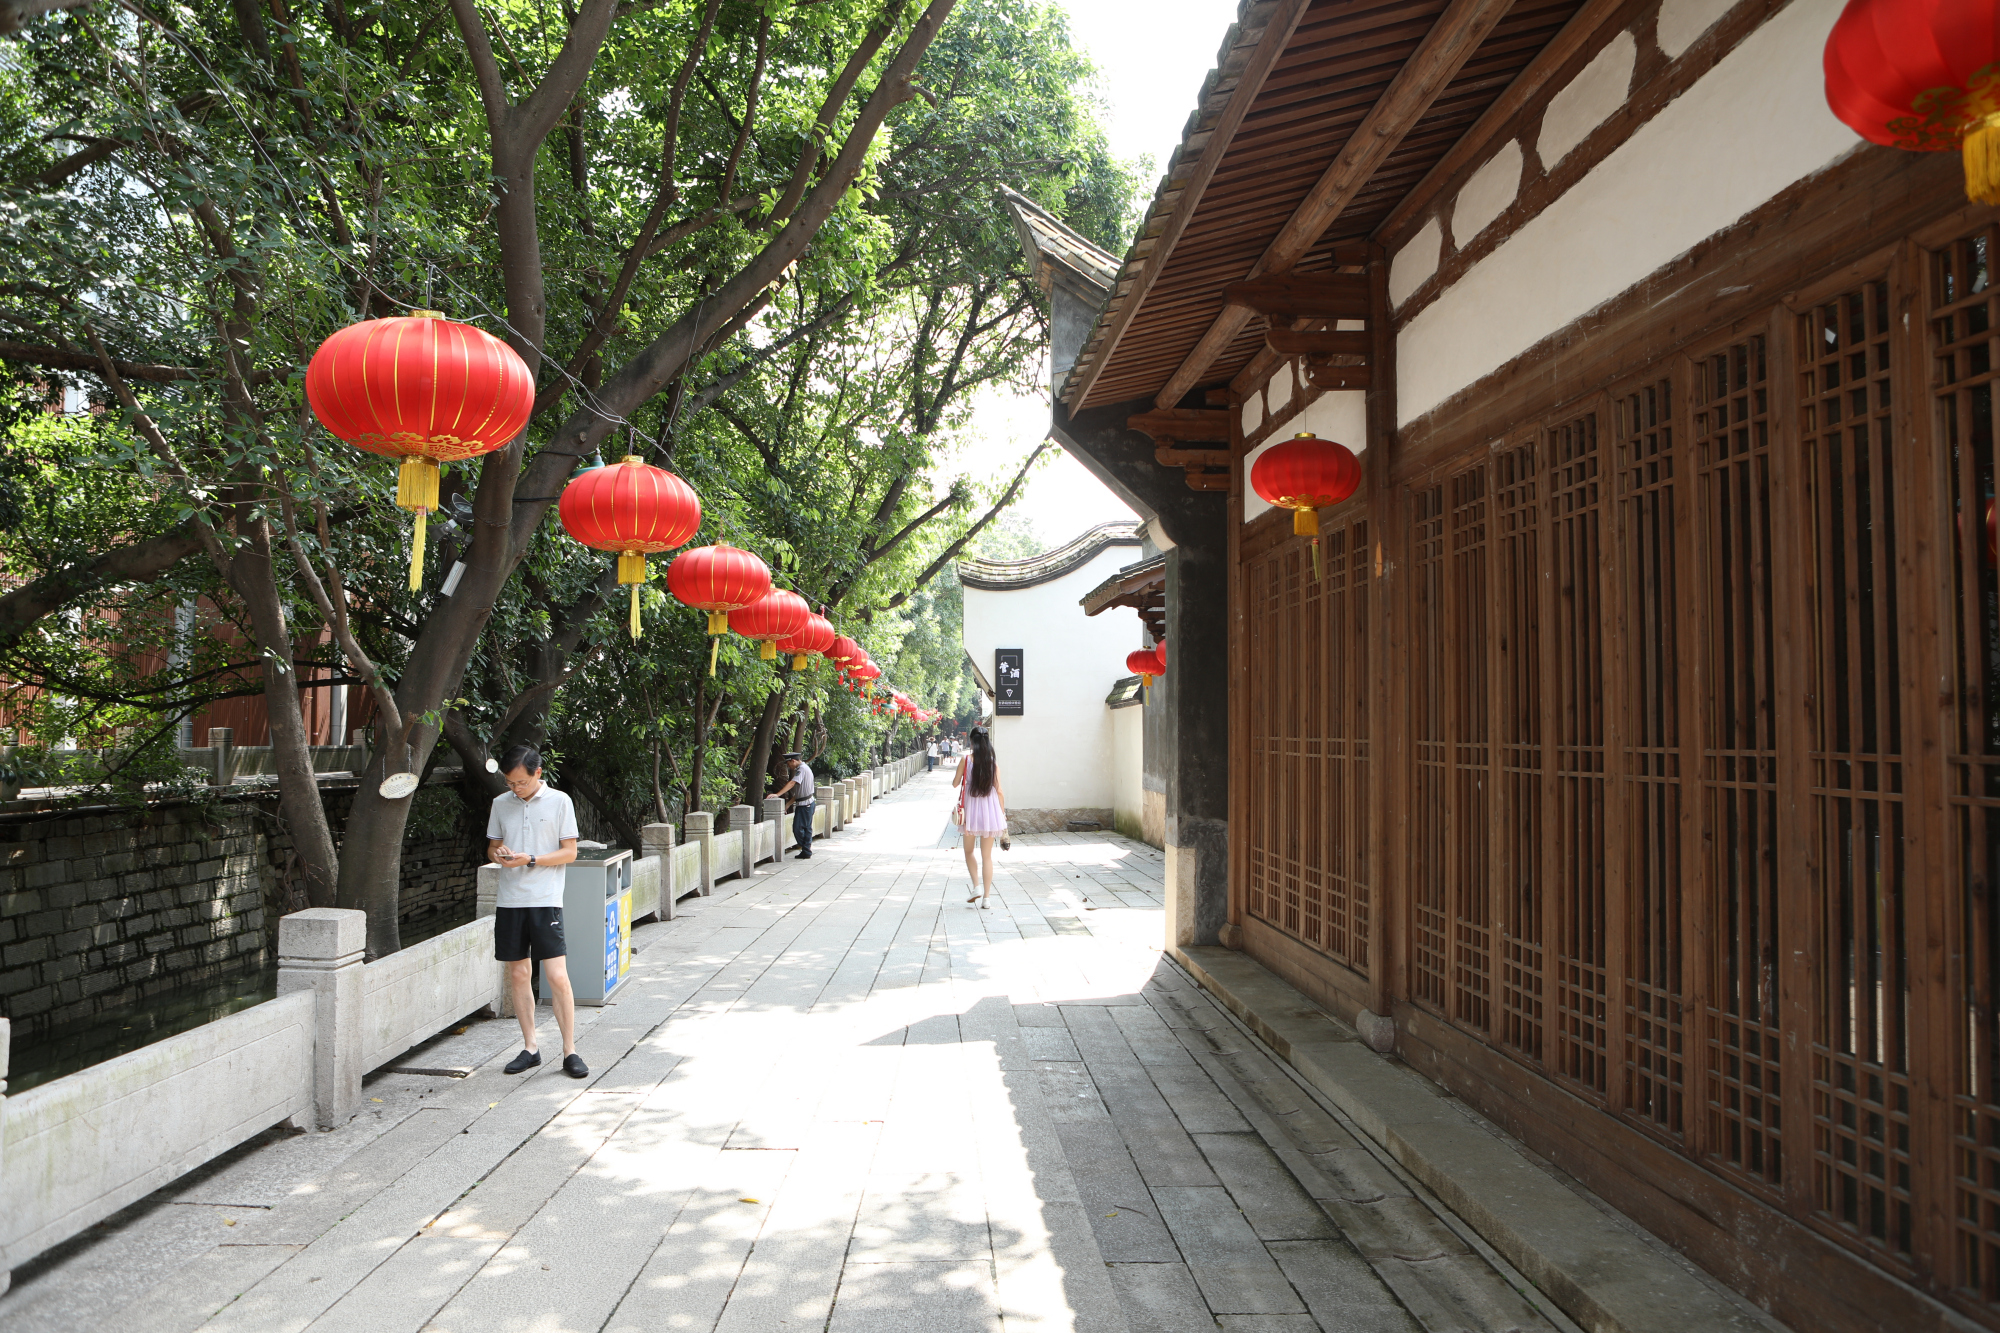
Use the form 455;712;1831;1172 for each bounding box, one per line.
1495;443;1545;1063
1619;379;1684;1139
1550;412;1610;1098
1450;469;1493;1033
1412;483;1450;1008
1935;227;2000;1302
1694;334;1785;1193
1242;516;1371;974
1802;279;1915;1262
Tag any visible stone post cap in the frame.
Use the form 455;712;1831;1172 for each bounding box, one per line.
685;810;714;834
762;796;784;815
278;907;367;962
728;802;754;825
641;822;676;852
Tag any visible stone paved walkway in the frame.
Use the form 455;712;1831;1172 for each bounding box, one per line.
4;768;1578;1333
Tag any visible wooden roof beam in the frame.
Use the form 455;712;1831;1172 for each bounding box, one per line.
1059;0;1314;412
1152;0;1517;412
1373;0;1629;246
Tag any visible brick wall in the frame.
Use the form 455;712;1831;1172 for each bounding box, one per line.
0;776;486;1047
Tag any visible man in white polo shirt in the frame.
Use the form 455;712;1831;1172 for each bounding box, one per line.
486;744;587;1078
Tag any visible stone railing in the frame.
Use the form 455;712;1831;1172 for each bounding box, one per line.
0;758;918;1289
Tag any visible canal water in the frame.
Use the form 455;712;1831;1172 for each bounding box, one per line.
6;904;475;1096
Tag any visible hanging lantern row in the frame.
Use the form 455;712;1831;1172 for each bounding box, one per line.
306;311;535;590
1250;431;1361;580
1824;0;2000;204
307;315;942;682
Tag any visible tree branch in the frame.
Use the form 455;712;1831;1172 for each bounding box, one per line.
878;441;1048;611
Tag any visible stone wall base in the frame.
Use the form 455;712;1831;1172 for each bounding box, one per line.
1005;807;1115;835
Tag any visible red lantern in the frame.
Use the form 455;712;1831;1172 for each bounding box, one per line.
557;456;702;638
828;635;863;666
729;590;812;662
1151;640;1167;676
776;613;836;670
1127;648;1161;689
1824;0;2000;203
1251;432;1362;537
667;544;772;673
306;311;533;589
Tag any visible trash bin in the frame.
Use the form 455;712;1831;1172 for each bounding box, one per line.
542;846;633;1006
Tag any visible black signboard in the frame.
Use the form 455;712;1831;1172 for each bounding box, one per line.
995;648;1024;716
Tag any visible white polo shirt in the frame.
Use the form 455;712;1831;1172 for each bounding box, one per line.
486;784;578;908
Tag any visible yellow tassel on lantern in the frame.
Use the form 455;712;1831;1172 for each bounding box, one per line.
709;637;720;676
1967;112;2000;205
1291;505;1318;537
706;610;729;634
792;653;809;670
397;457;440;590
759;641;778;661
618;551;646;640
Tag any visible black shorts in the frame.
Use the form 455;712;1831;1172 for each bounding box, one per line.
493;905;566;962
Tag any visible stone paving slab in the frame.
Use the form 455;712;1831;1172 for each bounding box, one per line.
10;771;1634;1333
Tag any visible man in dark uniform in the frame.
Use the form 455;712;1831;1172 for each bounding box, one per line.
772;752;816;860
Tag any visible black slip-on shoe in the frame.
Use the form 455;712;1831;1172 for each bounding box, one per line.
564;1053;589;1079
796;852;813;860
505;1048;542;1074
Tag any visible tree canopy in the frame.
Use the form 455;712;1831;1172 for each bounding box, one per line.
0;0;1138;953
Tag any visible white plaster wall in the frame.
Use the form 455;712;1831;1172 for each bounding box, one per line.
1658;0;1738;57
1537;31;1635;168
1451;139;1523;246
1390;216;1443;308
1111;702;1145;841
1397;0;1863;426
962;544;1145;811
1244;389;1367;523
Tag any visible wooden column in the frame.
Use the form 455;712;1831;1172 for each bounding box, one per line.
1365;245;1402;1022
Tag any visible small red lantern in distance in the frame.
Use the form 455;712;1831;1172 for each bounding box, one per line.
1251;431;1362;537
1824;0;2000;204
1151;640;1167;676
777;613;836;670
558;456;702;638
306;311;533;590
1126;648;1161;689
730;590;812;662
828;635;863;667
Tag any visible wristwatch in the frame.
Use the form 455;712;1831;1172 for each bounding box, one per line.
528;855;537;868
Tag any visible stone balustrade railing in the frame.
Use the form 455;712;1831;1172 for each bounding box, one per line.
0;754;934;1289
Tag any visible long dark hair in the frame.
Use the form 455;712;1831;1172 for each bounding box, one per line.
968;727;996;798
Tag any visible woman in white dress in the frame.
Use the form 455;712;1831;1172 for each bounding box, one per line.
953;727;1006;907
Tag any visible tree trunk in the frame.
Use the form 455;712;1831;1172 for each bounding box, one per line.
229;519;341;910
738;679;789;809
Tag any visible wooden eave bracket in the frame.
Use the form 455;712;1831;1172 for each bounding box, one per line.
1127;407;1233;493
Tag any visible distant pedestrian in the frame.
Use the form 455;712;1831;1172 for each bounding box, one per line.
486;744;588;1079
953;727;1006;907
773;752;816;859
926;737;938;771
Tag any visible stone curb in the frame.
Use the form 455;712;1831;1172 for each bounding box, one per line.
1169;944;1787;1333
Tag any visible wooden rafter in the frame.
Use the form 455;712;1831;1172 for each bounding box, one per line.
1058;0;1313;412
1152;0;1519;411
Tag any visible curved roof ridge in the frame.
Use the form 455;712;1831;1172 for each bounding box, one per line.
957;521;1145;591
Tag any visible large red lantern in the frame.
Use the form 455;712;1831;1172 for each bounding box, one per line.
667;543;772;672
1824;0;2000;203
557;456;702;638
776;613;835;670
1127;648;1162;690
729;590;812;662
306;311;533;590
1251;431;1362;537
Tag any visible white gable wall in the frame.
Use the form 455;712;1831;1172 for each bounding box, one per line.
961;544;1148;816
